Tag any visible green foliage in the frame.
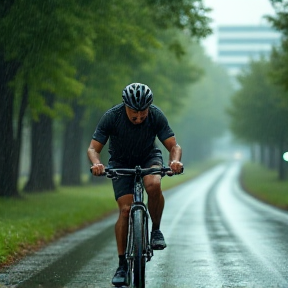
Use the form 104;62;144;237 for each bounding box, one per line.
81;0;161;113
0;0;213;118
0;0;213;119
228;58;288;145
0;0;95;120
132;30;202;115
266;0;288;92
0;0;213;196
171;46;234;162
145;0;212;38
269;43;288;92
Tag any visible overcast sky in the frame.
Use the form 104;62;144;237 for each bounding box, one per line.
201;0;276;60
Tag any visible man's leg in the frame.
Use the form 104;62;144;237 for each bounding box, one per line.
115;194;133;255
144;174;164;229
112;194;133;286
144;174;167;250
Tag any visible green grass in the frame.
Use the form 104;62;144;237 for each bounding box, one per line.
240;161;288;210
0;159;221;267
0;184;117;266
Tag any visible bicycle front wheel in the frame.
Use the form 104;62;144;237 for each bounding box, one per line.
132;209;146;288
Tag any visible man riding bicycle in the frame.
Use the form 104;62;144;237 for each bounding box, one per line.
88;83;183;286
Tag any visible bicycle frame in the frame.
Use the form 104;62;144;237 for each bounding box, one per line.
96;165;173;288
125;167;152;287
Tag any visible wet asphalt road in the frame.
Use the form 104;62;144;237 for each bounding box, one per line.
1;161;288;288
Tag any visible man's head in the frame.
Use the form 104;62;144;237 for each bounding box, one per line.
125;106;149;125
122;83;153;111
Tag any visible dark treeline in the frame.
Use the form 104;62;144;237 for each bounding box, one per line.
0;0;212;197
228;0;288;180
0;0;236;197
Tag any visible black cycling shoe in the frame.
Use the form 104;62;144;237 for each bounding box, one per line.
150;229;167;250
112;265;129;287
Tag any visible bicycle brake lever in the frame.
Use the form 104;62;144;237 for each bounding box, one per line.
107;174;118;179
166;171;174;177
106;170;118;179
90;167;108;177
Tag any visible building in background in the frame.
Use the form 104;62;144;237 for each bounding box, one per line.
217;25;281;76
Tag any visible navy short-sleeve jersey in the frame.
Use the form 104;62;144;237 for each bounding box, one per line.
92;103;174;167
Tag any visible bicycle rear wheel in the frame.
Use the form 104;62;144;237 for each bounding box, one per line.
132;209;146;288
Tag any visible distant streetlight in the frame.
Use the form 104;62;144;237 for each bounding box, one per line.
283;152;288;162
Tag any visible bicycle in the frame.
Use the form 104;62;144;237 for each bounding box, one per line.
101;165;173;288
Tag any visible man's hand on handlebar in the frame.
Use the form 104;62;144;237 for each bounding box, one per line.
169;160;184;175
90;163;105;176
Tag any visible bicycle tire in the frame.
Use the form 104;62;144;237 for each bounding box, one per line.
132;209;146;288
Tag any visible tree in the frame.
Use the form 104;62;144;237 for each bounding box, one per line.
0;0;93;196
0;0;21;197
60;0;213;185
228;58;288;180
61;101;86;186
172;46;234;163
146;0;212;38
24;92;55;192
266;0;288;91
0;0;213;194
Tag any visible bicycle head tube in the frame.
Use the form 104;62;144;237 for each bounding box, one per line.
134;181;144;202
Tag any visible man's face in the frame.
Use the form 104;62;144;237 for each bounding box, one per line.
125;106;149;125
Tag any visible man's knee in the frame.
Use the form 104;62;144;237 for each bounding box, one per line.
119;204;131;218
144;176;162;195
117;194;133;219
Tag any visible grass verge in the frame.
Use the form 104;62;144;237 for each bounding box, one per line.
0;185;117;267
240;161;288;210
0;159;221;267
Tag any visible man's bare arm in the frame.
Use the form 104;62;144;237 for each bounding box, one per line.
162;136;183;174
87;139;105;175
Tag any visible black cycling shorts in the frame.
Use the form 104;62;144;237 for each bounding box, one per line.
111;156;163;201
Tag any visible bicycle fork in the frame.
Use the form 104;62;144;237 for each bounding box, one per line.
126;203;153;262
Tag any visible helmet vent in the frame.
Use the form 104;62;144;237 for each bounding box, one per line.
122;83;153;111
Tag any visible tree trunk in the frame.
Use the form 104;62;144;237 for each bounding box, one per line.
24;92;55;192
61;103;85;186
250;144;256;162
259;143;265;166
278;137;287;181
0;54;20;197
1;0;16;16
14;84;29;185
268;144;277;170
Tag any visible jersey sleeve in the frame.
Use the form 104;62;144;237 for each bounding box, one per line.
92;112;112;145
155;109;175;142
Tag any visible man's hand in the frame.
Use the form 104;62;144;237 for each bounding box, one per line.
169;160;184;174
90;163;105;176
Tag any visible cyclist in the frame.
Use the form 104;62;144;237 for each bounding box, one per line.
88;83;183;286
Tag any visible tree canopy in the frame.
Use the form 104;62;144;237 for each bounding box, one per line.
266;0;288;91
228;58;288;180
0;0;213;196
171;45;234;162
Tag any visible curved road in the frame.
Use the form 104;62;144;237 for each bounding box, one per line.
1;161;288;287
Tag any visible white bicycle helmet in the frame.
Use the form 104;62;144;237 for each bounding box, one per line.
122;83;153;111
